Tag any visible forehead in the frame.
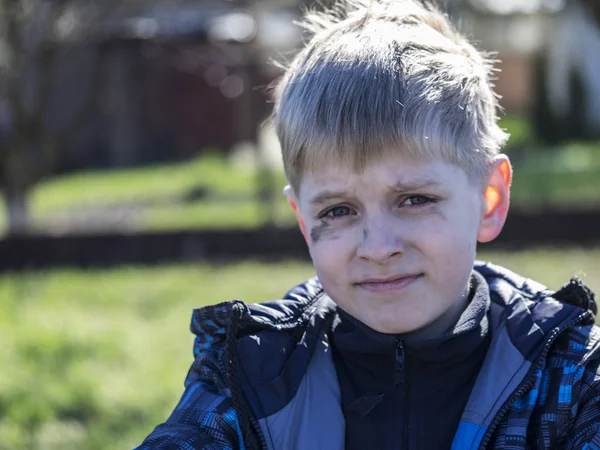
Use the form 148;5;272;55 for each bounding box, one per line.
297;154;471;201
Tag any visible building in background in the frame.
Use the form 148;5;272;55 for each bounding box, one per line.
449;0;600;143
447;0;564;114
53;0;283;172
535;0;600;143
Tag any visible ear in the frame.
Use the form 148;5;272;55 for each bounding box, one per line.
284;185;309;244
477;155;512;243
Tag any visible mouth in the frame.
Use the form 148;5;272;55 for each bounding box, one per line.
355;273;423;293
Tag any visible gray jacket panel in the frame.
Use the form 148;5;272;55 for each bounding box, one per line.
258;334;345;450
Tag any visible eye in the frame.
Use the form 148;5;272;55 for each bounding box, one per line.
324;206;355;218
401;196;433;207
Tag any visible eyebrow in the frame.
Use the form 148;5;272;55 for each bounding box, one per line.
308;190;352;206
390;178;442;192
308;178;442;205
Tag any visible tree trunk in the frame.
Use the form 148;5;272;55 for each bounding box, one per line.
106;43;141;167
4;187;30;235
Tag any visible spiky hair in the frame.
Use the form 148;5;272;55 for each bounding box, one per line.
273;0;508;194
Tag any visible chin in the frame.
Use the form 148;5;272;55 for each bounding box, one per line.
368;315;426;335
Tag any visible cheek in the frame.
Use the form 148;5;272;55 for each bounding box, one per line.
414;210;478;266
310;239;347;266
310;220;337;244
310;252;343;298
308;232;355;278
307;219;356;250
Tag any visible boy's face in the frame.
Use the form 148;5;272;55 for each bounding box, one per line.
286;153;511;337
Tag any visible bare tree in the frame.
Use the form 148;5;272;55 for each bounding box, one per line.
0;0;107;235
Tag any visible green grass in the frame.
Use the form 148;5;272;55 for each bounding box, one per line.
500;116;600;210
499;114;539;149
142;199;296;231
511;169;600;210
30;154;280;213
510;143;600;210
22;153;290;234
0;262;316;450
144;200;267;231
1;249;600;449
23;153;289;233
477;248;600;288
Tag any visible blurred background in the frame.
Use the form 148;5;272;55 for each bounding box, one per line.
0;0;599;448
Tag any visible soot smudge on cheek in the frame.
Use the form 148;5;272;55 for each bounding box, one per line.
310;220;339;243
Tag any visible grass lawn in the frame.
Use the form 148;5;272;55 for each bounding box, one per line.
2;249;600;449
30;154;286;213
23;154;293;234
510;142;600;211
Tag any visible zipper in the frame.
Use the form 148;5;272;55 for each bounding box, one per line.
477;310;590;450
395;338;405;383
396;339;409;450
223;302;269;450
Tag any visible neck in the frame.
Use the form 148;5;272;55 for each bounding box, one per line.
337;282;472;341
397;283;471;341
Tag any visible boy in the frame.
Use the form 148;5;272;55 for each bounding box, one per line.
138;1;600;448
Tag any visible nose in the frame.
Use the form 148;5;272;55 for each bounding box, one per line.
356;215;405;264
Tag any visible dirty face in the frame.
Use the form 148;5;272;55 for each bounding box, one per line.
293;154;489;336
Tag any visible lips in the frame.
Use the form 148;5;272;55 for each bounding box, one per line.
355;273;423;292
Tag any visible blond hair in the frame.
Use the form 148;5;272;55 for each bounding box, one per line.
272;0;509;194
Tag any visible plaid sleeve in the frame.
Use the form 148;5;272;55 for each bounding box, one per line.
565;358;600;450
136;305;247;449
135;381;244;450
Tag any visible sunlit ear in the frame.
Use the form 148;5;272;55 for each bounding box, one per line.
477;155;512;243
284;185;309;243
